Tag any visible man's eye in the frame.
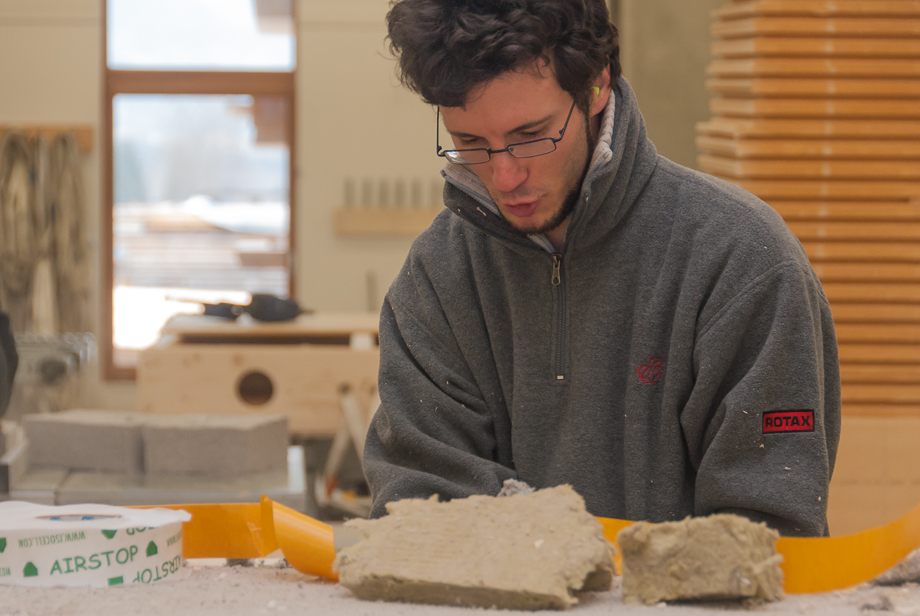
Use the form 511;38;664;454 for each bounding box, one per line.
518;130;544;140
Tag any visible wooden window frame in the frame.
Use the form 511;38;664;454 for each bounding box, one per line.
101;4;297;380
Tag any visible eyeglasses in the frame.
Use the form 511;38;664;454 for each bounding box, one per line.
436;99;577;166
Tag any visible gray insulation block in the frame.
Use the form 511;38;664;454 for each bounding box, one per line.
142;414;288;476
22;410;145;473
334;484;615;610
617;513;784;605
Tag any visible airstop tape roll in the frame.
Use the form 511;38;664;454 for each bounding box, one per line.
0;501;191;588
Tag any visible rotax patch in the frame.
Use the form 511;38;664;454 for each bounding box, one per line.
762;410;815;434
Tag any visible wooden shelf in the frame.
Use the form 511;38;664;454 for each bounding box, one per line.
333;206;443;238
0;124;94;152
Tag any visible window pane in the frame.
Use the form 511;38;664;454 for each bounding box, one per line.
108;0;295;71
113;94;290;365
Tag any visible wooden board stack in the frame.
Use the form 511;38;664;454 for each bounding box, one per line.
698;0;920;419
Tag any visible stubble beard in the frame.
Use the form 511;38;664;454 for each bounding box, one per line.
497;118;592;239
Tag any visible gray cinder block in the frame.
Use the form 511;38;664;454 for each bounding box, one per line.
22;410;145;473
617;513;784;605
334;484;615;610
142;414;288;476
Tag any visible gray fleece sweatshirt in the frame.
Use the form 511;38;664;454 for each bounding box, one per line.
364;78;841;537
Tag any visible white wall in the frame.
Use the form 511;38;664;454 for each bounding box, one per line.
619;0;724;169
0;0;718;410
296;0;444;312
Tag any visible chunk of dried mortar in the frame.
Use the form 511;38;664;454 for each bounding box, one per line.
617;513;784;605
874;547;920;586
333;484;615;610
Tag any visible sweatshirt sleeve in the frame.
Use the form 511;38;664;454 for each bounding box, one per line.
681;260;841;537
363;292;516;518
0;310;17;417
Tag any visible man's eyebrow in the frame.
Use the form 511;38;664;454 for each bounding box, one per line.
448;114;556;140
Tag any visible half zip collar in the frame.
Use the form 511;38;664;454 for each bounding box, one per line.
441;91;617;255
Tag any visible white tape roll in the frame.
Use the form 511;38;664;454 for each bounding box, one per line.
0;501;191;588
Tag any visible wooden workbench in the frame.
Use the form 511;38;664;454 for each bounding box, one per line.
137;313;380;437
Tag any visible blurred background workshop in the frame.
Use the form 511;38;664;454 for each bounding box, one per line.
1;0;919;539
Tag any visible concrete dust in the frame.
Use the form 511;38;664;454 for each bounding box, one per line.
2;559;920;615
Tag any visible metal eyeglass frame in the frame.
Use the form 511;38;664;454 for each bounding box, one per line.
436;98;577;166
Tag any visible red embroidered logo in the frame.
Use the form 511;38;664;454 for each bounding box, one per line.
762;410;815;434
636;357;663;384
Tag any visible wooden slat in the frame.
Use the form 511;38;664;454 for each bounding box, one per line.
697;118;920;138
711;98;920;119
715;1;920;20
816;264;920;283
701;156;920;179
701;11;920;384
841;364;920;383
708;59;920;78
824;283;920;302
698;137;920;159
839;343;920;363
835;323;920;342
712;18;920;39
830;303;920;322
802;242;920;263
770;201;920;220
712;38;920;59
842;384;920;404
707;78;920;98
712;177;920;199
788;222;920;241
840;403;920;417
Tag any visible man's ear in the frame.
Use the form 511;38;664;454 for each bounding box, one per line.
589;67;612;117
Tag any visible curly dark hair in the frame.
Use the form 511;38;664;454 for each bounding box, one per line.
385;0;620;113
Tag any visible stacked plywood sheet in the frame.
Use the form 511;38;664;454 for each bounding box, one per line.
698;0;920;418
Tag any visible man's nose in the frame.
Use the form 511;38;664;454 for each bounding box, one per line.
489;151;527;193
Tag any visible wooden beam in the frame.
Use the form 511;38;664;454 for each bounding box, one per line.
712;37;920;59
831;303;920;323
836;323;920;343
107;70;294;96
802;242;920;263
771;201;920;221
697;118;920;139
712;18;920;40
839;343;920;363
789;222;920;240
698;136;920;159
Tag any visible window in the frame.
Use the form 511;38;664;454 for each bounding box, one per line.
103;0;296;378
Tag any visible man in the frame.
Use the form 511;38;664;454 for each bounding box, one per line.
364;0;840;537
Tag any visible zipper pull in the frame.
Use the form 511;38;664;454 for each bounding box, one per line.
551;253;562;286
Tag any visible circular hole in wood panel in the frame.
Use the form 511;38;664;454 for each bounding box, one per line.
237;371;274;406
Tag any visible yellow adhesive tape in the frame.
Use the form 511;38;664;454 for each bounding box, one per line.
148;497;920;593
150;497;337;581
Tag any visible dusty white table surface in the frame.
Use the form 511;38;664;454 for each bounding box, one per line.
1;558;918;616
